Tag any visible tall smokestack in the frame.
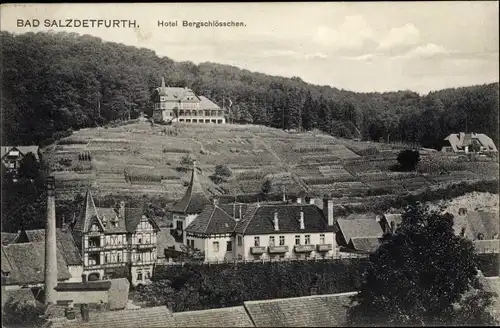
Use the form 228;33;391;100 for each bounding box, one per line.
44;176;58;305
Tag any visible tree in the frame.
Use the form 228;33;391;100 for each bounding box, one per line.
2;299;47;328
397;149;420;171
18;152;41;181
469;140;481;153
261;179;272;199
211;164;232;184
178;154;194;172
347;203;497;326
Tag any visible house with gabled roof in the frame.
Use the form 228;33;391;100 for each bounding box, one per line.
14;228;83;283
1;145;40;178
441;132;498;153
1;241;71;290
171;161;211;244
72;189;160;286
336;218;384;254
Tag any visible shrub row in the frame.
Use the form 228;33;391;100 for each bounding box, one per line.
141;259;369;312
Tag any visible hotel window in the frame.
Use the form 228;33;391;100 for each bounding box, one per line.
213;241;219;252
295;235;301;245
254;236;260;247
269;236;275;247
105;254;108;263
227;241;232;252
176;221;183;230
117;253;121;262
137;271;143;281
237;236;242;246
320;234;325;244
279;236;285;246
305;235;311;245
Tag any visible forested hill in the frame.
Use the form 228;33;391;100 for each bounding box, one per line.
2;31;498;149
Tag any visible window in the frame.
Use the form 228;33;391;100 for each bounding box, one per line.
320;234;325;244
137;254;141;262
305;235;311;245
238;254;243;260
269;236;275;247
146;271;151;279
104;254;108;263
237;236;242;246
254;237;260;247
295;235;301;245
227;241;232;252
213;241;219;252
117;253;121;262
176;221;183;230
279;236;285;246
137;271;143;281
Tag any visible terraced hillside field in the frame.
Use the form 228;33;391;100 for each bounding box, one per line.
42;121;499;202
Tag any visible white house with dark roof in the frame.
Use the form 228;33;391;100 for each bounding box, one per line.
151;77;226;124
441;132;498;153
72;189;160;286
182;199;338;262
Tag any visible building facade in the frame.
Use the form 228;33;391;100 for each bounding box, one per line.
175;165;338;262
72;190;160;286
151;77;226;124
185;201;338;262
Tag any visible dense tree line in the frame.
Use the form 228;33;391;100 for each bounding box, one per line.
348;204;497;326
2;31;498;148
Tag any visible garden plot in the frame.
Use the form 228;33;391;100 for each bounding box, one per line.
318;165;354;180
398;176;431;191
238;179;263;194
364;179;404;191
356;171;390;182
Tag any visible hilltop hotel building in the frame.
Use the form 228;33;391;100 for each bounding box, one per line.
152;77;226;124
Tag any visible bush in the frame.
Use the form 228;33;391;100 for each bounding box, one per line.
396;149;420;171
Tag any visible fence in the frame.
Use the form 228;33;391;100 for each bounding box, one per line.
160;252;369;267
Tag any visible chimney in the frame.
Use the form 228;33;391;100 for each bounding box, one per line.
44;176;58;305
119;201;126;218
161;76;166;93
323;196;334;226
299;208;305;230
81;274;87;283
273;211;279;231
80;304;89;322
65;303;76;321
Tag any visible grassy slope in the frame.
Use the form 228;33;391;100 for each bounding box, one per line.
42;121;499;202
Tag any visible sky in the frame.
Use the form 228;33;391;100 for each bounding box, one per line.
2;2;499;94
